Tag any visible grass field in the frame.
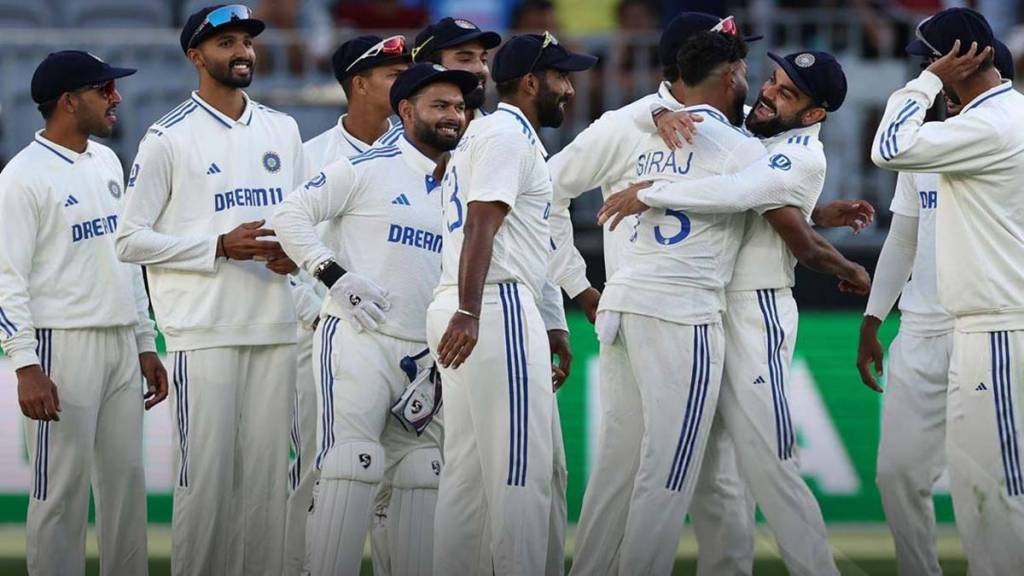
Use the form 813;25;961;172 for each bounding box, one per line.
0;524;968;575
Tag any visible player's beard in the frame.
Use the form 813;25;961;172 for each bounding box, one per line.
78;102;117;138
537;76;569;128
413;115;462;152
729;88;747;127
745;93;810;138
465;76;487;110
208;56;254;88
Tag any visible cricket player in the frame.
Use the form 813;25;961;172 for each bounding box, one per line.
0;51;165;576
273;63;479;576
284;34;410;576
870;9;1024;573
858;39;1016;576
549;14;763;575
428;33;596;575
115;6;304;575
871;8;1024;575
601;50;873;576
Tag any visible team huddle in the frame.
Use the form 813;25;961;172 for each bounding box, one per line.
0;2;1021;575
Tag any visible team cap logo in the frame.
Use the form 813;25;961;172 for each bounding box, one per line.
795;53;815;68
432;64;446;72
453;18;477;30
262;151;281;174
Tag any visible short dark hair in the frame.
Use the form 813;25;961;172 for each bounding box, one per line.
495;77;520;97
676;31;748;86
37;99;58;120
339;70;371;99
663;63;679;83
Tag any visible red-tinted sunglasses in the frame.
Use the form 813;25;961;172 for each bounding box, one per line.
346;35;406;72
76;80;117;99
711;16;739;36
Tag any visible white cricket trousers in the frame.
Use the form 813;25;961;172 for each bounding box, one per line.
168;344;296;576
427;283;555;576
284;326;318;576
876;327;951;576
717;289;837;576
569;337;754;576
572;312;725;576
307;316;442;576
25;326;148;576
946;329;1024;575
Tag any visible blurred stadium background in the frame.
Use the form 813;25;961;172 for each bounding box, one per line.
1;0;1018;574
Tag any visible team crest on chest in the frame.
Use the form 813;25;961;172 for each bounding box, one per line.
107;180;122;199
262;151;282;174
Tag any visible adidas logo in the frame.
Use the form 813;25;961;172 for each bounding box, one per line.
64;195;79;207
392;193;411;206
753;376;766;385
206;162;222;175
976;382;988;392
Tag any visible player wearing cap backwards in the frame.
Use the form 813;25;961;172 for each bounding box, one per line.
601;48;873;576
427;33;596;575
0;51;165;576
869;9;1024;571
273;63;478;576
551;13;762;576
283;34;410;576
115;5;305;575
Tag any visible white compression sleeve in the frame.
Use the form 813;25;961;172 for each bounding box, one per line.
864;213;919;321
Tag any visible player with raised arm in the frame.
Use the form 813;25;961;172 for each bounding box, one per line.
871;8;1024;573
857;39;1014;576
114;6;305;575
600;49;871;576
427;33;596;575
0;51;166;576
273;63;478;576
284;34;411;576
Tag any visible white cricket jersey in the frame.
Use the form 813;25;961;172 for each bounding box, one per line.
303;114;392;176
600;105;766;325
115;91;304;351
872;71;1024;332
273;136;442;342
889;171;954;333
437;103;554;300
0;133;156;369
547;82;683;297
728;124;826;291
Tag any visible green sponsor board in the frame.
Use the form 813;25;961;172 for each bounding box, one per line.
0;311;951;524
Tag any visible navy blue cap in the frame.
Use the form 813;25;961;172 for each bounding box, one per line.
905;7;993;59
767;51;847;112
390;63;481;114
181;4;265;54
491;33;597;83
412;17;501;63
659;12;762;68
332;35;410;82
31;50;136;104
994;39;1015;80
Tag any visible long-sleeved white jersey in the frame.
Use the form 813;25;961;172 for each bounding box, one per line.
0;133;156;369
303;113;393;176
600;105;766;325
547;82;683;298
872;71;1024;331
635;123;827;292
437;103;564;316
115;92;303;351
273;136;442;342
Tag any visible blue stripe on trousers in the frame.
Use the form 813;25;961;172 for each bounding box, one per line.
666;325;711;491
992;331;1024;496
500;284;528;487
315;317;340;470
33;329;51;500
758;290;794;460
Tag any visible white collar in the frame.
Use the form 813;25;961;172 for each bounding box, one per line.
495;102;548;157
190;90;254;128
396;135;438;176
33;130;92;163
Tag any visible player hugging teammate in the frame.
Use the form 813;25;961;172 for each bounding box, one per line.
3;3;1023;576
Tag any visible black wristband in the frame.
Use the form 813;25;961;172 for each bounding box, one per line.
317;262;347;288
218;234;228;259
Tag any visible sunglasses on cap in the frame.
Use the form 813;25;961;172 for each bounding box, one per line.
711;15;739;36
346;35;407;72
913;19;944;57
526;30;559;74
188;4;255;49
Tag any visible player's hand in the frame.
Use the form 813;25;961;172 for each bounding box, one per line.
653;109;703;150
265;254;298;275
812;200;875;234
597;181;654;230
574;287;601;324
328;272;391;332
926;40;994;85
548;329;572;391
139;351;169;410
437;311;479;369
219;220;281;261
838;263;871;295
16;365;61;421
856;315;885;393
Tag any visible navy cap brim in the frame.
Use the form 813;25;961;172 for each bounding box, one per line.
391;68;481;114
98;65;137;82
344;53;412;79
435;30;501;51
767;52;817;104
905;38;934;57
547;52;598;73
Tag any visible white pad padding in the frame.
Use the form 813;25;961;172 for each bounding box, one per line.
391;448;442;490
387;449;442;576
319;441;385;483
